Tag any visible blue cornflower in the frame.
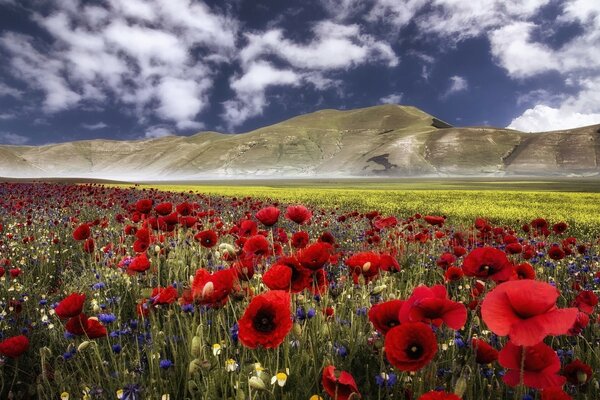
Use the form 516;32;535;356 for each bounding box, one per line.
112;344;122;354
98;313;117;324
307;308;316;318
230;322;239;343
159;359;173;369
92;282;106;290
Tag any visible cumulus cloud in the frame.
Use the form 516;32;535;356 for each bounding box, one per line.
0;82;23;98
224;20;398;129
0;0;238;129
0;132;29;145
379;93;403;104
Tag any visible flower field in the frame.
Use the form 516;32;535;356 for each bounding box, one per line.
0;182;599;400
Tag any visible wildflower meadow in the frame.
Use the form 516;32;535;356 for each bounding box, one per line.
0;182;599;400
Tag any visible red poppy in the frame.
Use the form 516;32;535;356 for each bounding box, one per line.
379;254;400;272
83;238;95;253
153;202;171;216
285;205;312;224
444;266;464;282
462;247;513;282
368;299;404;335
552;222;568;234
541;387;572;400
471;338;498;364
572;290;598;314
65;313;88;336
321;365;361;400
481;279;578;346
385;322;438;372
128;253;151;273
194;229;219;248
0;335;29;358
238;290;292;349
374;216;398;229
567;311;589;335
436;252;456;269
346;252;380;284
563;359;592;385
176;201;193;216
263;257;310;293
72;223;91;241
255;206;280;226
242;235;271;258
84;317;108;339
135;198;153;214
291;231;310;249
55;292;86;319
239;220;258;237
424;215;445;226
548;245;565;260
191;268;236;307
514;262;536;280
399;285;467;330
505;242;523;254
133;239;150;253
418;391;461;400
151;286;178;305
498;341;565;389
297;242;332;271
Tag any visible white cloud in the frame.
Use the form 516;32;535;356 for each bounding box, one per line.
0;113;16;120
0;132;29;145
82;122;108;130
379;93;403;104
509;77;600;131
144;126;173;139
0;82;23;98
442;76;468;98
223;61;301;130
0;0;238;130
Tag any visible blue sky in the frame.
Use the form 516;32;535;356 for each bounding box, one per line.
0;0;598;145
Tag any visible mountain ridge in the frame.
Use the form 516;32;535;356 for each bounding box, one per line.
1;104;599;180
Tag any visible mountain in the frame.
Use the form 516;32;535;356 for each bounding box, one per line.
1;104;599;180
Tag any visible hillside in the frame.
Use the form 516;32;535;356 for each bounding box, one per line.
1;105;599;180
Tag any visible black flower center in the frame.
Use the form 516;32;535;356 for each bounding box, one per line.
479;264;492;274
406;343;423;359
253;310;276;333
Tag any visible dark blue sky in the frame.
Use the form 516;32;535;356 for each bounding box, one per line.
0;0;598;145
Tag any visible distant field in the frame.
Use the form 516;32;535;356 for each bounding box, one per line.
127;178;600;236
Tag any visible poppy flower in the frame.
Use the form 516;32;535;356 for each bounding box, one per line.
238;290;292;349
436;252;456;269
135;198;153;214
444;266;464;282
192;268;236;307
481;279;578;346
0;335;29;358
242;235;271;258
567;311;589;335
399;285;467;330
552;222;568;234
514;262;535;280
255;206;280;226
572;290;598;314
379;254;400;272
385;322;438;372
72;223;90;241
418;391;461;400
424;215;445;226
84;317;108;339
297;242;332;271
151;286;178;305
285;205;312;224
462;247;513;282
133;239;150;253
346;252;380;284
263;257;310;293
471;338;498;364
66;313;88;336
548;245;565;260
55;292;86;319
128;253;151;273
498;341;565;389
368;299;404;334
154;202;172;216
239;220;258;237
563;359;592;385
321;365;361;400
176;201;193;216
291;231;310;249
83;238;95;253
194;229;218;248
505;242;523;254
541;387;572;400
